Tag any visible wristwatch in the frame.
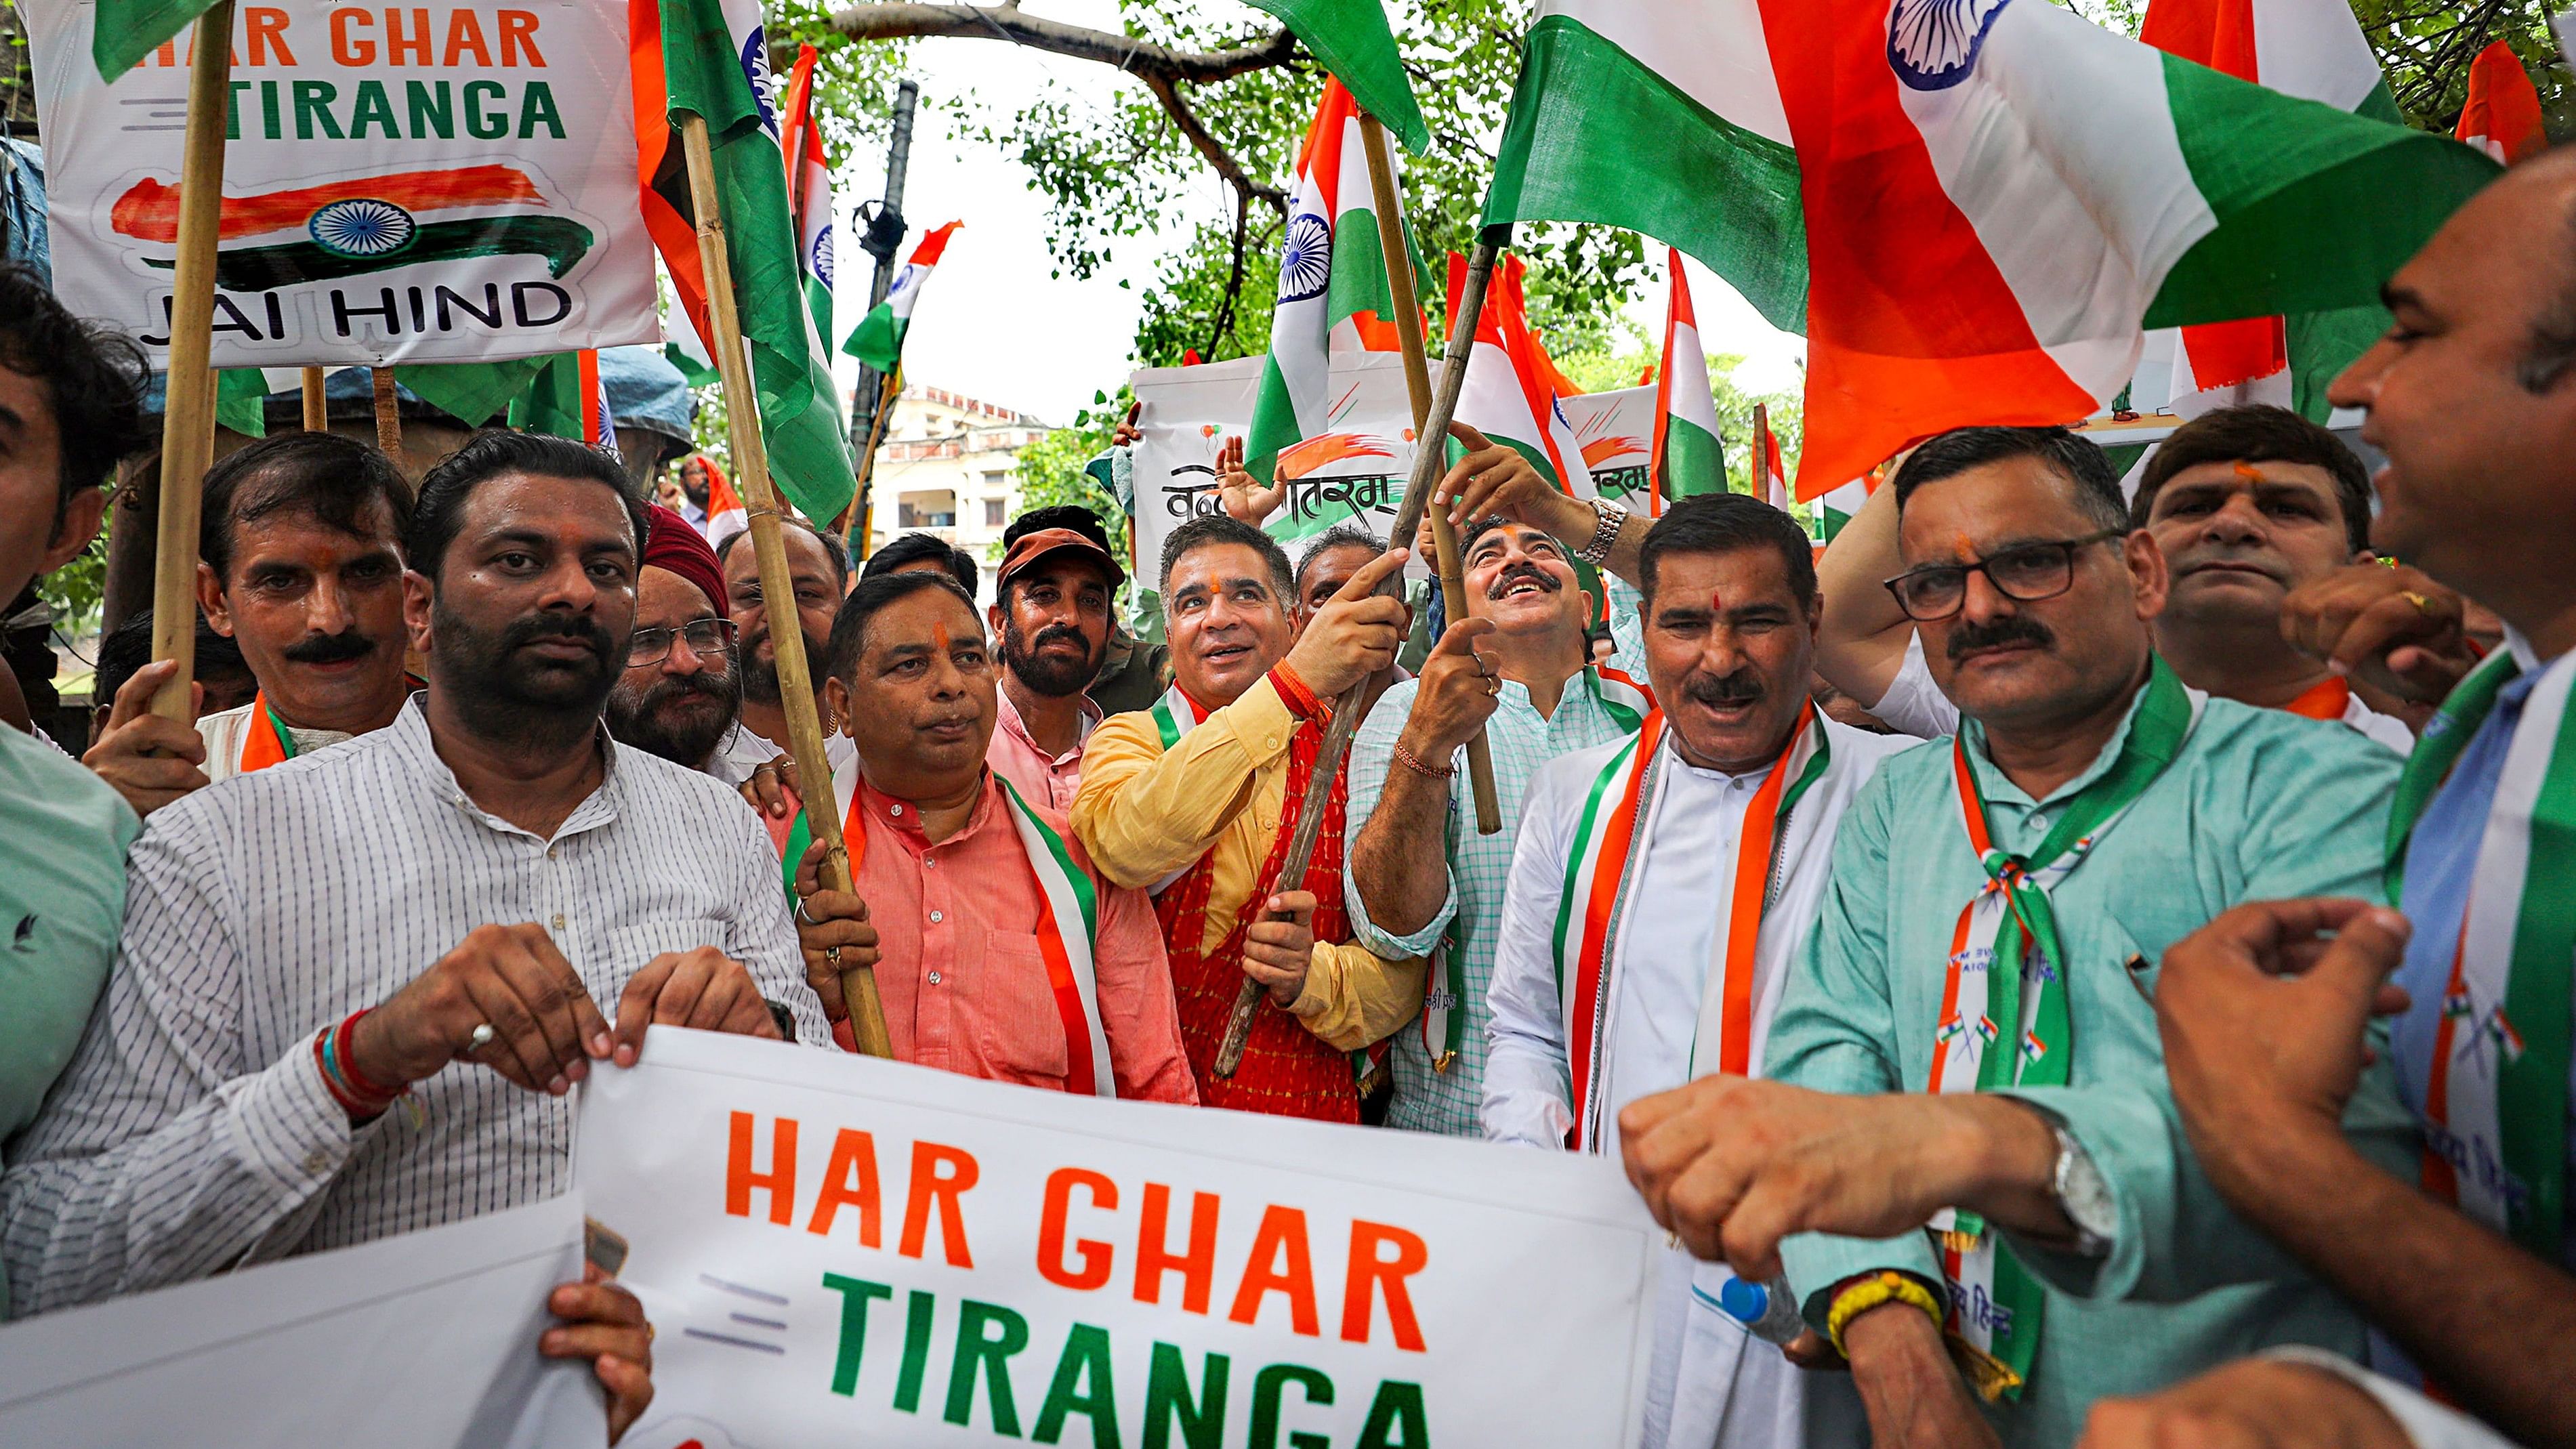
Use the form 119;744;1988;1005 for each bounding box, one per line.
2047;1120;2117;1259
1574;497;1627;566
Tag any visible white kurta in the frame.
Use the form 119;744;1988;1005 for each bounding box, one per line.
1484;716;1909;1449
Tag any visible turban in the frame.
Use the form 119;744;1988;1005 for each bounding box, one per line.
644;502;728;615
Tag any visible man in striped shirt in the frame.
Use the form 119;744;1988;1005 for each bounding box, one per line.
3;432;827;1442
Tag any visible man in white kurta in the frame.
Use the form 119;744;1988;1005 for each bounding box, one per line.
1483;496;1911;1449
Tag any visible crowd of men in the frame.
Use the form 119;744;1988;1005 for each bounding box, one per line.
3;149;2575;1449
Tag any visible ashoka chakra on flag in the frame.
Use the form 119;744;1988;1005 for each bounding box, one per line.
1280;211;1334;303
1887;0;2015;90
309;198;417;257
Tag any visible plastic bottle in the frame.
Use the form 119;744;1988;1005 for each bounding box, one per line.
1713;1273;1807;1345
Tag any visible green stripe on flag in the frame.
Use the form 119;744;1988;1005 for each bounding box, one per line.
508;353;588;442
1241;0;1427;154
396;358;552;429
1484;16;1808;336
215;370;270;439
2146;54;2499;330
1662;415;1726;501
845;304;902;371
92;0;220;79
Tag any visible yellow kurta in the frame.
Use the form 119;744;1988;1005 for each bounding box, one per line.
1073;675;1426;1051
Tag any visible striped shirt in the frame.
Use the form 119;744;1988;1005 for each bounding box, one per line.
1;698;827;1317
1341;577;1647;1136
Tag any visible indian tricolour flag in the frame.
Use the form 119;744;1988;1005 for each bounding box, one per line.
2136;0;2396;413
781;44;837;352
1649;249;1726;514
2456;41;2547;164
1241;0;1428;154
1243;79;1408;486
1483;0;2497;495
1753;405;1790;514
846;221;961;372
1447;249;1590;499
1819;475;1876;543
636;0;856;524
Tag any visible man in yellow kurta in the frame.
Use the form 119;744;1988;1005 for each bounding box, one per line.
1074;514;1426;1120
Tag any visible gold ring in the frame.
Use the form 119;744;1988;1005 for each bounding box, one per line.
2402;590;2432;614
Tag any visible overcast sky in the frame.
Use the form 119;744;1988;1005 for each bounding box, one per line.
825;5;1806;427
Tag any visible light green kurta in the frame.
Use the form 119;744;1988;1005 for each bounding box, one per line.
1767;684;2403;1449
0;723;139;1319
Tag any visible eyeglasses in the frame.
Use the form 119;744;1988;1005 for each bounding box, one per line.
1882;528;2125;622
625;618;738;667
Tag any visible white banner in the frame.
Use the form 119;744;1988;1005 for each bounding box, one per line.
580;1029;1661;1449
0;1194;602;1448
29;0;659;368
1560;386;1658;511
1129;352;1419;574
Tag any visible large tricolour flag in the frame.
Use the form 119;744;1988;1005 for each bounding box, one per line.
2138;0;2396;412
845;222;962;372
1447;250;1590;499
1240;0;1428;154
1650;251;1726;514
1244;79;1408;486
636;0;856;524
1483;0;2497;495
780;44;837;353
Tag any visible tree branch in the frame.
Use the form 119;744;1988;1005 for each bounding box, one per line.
1139;70;1288;215
828;4;1297;85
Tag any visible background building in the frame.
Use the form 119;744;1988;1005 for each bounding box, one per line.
862;384;1048;595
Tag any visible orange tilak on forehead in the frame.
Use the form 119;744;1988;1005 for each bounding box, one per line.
1951;530;1978;564
932;621;953;653
2232;461;2267;486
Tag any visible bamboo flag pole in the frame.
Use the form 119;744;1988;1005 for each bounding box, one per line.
1216;228;1510;1079
144;0;237;723
371;366;402;461
679;112;894;1059
300;366;327;432
843;364;901;560
1356;113;1500;837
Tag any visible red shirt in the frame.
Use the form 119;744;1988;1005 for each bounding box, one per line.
852;772;1197;1103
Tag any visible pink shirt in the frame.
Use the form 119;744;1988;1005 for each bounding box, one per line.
852;772;1197;1103
985;689;1100;814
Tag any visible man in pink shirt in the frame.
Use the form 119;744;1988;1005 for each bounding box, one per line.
983;520;1121;811
788;568;1197;1103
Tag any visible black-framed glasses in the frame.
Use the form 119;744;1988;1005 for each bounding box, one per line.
1882;528;2125;622
625;618;738;667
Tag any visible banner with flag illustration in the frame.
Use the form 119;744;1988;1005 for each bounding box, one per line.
638;0;856;524
1446;250;1592;501
1558;386;1654;512
1244;79;1412;487
2457;41;2548;165
33;0;659;371
780;44;837;355
1652;251;1728;514
846;221;961;371
1482;0;2497;495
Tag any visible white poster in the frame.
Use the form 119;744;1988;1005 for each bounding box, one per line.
1129;352;1421;574
580;1028;1662;1449
0;1193;603;1448
1560;386;1658;510
29;0;660;367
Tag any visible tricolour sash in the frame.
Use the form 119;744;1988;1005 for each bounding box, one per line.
1585;663;1653;734
2390;648;2575;1257
1148;682;1209;750
1549;703;1830;1154
237;691;297;773
1924;656;2194;1400
784;773;1118;1097
2283;675;2351;722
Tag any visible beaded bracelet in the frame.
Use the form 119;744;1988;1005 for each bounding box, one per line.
1824;1269;1945;1361
1392;738;1455;780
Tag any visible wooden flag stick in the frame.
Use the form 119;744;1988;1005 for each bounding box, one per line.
1216;228;1510;1080
679;112;894;1059
1357;113;1501;837
843;365;901;559
144;0;236;723
370;366;402;461
300;366;327;432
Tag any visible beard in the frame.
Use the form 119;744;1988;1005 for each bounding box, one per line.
606;665;741;768
1001;618;1106;698
740;625;831;705
430;598;621;750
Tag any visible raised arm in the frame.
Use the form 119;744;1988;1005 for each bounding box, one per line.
1347;621;1499;947
1814;478;1915;710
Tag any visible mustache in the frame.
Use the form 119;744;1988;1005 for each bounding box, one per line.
642;667;734;705
1031;623;1089;652
1487;561;1561;600
503;613;614;663
281;630;375;665
1947;614;2056;660
1683;669;1766;706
